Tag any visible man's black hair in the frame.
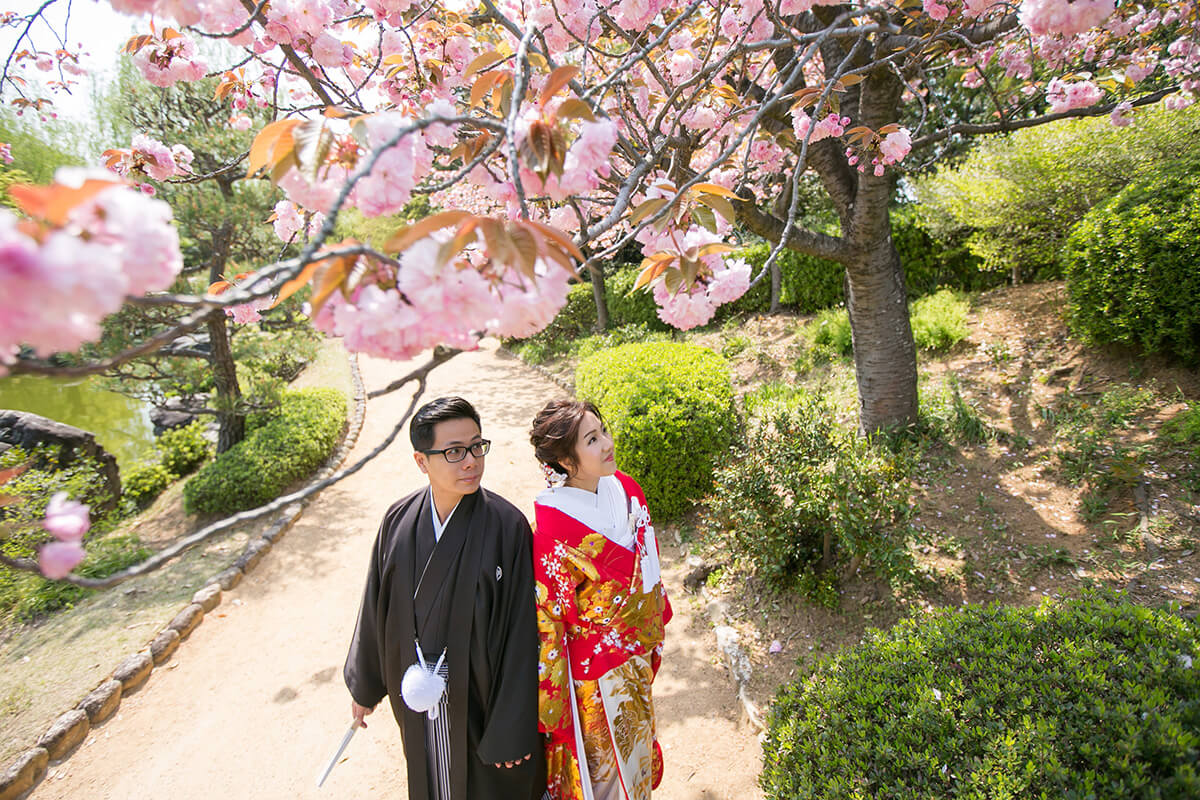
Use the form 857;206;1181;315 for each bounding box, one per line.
410;396;481;452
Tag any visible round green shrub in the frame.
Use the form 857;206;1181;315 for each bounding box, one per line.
123;462;173;508
762;592;1200;800
701;394;914;596
156;420;212;477
575;342;737;520
183;387;346;515
1066;172;1200;364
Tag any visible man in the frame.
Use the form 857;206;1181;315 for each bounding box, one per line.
344;396;545;800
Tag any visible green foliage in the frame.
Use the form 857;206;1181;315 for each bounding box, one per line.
1040;386;1155;489
183;388;347;514
913;104;1200;283
0;110;85;185
1065;171;1200;364
122;462;173;509
1163;405;1200;445
919;377;994;445
576;342;736;520
738;242;845;313
512;282;598;360
603;264;671;331
909;289;971;351
0;446;147;624
891;207;999;296
157;421;212;477
569;324;671;361
804;307;854;360
701;393;916;596
762;591;1200;800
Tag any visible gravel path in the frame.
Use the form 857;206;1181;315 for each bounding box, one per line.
31;340;763;800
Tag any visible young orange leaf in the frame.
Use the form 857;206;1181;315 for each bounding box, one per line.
538;65;581;107
554;98;595;122
383;210;474;252
519;219;584;261
629;196;671;226
247;119;300;178
689;182;740;199
10;180;119;227
272;260;324;308
464;50;507;79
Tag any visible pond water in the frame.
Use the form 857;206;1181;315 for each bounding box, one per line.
0;375;156;473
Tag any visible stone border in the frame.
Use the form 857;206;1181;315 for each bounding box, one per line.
0;354;367;800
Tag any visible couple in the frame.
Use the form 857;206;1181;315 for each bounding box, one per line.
343;396;673;800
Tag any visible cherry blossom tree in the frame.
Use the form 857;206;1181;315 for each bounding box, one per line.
1;0;1197;582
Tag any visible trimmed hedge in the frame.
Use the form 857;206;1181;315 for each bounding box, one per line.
575;341;736;520
602;264;671;331
1066;172;1200;364
762;592;1200;800
183;387;346;514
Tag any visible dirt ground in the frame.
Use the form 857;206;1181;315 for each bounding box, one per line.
20;339;763;800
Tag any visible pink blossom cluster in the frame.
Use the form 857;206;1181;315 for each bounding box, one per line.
1020;0;1116;38
351;114;435;218
38;492;89;579
0;171;182;367
107;134;194;182
226;296;274;324
271;200;325;244
652;255;752;331
311;234;573;359
1046;77;1103;112
0;143;11;165
131;31;207;87
793;110;848;144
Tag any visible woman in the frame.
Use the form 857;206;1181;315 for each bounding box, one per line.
529;399;672;800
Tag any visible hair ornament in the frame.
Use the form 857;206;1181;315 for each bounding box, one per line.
541;462;568;487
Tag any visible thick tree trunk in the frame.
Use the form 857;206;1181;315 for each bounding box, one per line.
206;312;244;453
844;232;919;434
207;207;245;453
587;261;609;331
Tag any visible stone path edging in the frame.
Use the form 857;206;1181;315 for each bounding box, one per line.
0;354;367;800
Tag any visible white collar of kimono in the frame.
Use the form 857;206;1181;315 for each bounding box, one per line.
427;488;460;542
536;474;635;551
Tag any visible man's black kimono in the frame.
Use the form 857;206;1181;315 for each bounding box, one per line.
344;486;546;800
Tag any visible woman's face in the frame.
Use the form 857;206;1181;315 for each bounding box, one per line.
566;411;616;485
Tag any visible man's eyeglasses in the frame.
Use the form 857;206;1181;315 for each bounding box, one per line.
421;439;491;463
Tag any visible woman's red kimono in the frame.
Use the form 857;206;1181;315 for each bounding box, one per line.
533;471;672;800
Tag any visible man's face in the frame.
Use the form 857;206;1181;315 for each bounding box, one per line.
414;416;485;502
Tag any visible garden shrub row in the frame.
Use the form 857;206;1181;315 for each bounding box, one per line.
762;591;1200;799
123;420;212;509
575;341;737;521
183;387;347;515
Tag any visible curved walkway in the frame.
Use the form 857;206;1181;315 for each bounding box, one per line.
30;339;762;800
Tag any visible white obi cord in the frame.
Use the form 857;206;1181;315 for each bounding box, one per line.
401;640;448;719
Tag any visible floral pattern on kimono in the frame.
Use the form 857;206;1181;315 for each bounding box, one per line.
534;471;671;800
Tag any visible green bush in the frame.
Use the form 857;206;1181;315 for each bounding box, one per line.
738;241;845;313
575;342;736;520
909;289;970;351
157;421;212;477
762;591;1200;800
913;104;1200;283
183;387;346;515
602;263;671;331
891;207;998;296
123;462;173;508
805;307;854;359
701;394;915;597
1065;171;1200;364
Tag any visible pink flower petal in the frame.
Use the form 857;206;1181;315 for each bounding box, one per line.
43;492;90;541
39;541;86;579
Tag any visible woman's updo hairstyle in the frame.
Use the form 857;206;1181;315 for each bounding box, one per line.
530;399;604;476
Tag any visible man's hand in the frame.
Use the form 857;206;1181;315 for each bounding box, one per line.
494;753;532;769
351;701;375;729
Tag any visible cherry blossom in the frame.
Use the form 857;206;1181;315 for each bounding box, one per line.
37;492;90;579
0;143;11;164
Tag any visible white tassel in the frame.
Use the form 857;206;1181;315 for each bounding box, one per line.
401;643;447;718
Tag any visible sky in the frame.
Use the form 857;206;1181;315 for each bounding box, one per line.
3;0;142;121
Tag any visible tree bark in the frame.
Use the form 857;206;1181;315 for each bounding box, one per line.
205;312;244;453
206;198;245;453
844;225;919;434
587;261;609;331
769;258;782;313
